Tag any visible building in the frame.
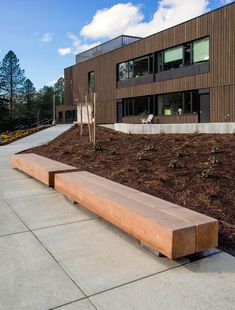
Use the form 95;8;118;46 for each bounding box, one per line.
57;2;235;125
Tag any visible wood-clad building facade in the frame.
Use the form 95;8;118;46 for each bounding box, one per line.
58;3;235;124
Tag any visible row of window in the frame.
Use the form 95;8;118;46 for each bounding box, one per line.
123;90;199;117
118;36;209;81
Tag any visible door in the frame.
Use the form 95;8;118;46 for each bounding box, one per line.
199;93;210;123
117;101;123;123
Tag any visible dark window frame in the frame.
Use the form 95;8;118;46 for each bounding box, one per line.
156;36;209;73
88;71;95;93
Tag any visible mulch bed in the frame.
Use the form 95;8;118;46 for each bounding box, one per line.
24;125;235;256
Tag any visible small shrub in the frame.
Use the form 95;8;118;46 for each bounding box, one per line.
182;142;190;148
136;152;144;160
176;150;186;157
168;159;183;169
94;144;102;151
110;149;118;155
201;169;213;178
144;144;154;151
208;156;220;166
211;147;221;154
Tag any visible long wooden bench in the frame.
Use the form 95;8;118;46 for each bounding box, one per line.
11;153;78;186
55;171;218;259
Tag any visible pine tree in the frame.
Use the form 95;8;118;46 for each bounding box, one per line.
23;79;36;120
0;50;26;119
54;77;64;105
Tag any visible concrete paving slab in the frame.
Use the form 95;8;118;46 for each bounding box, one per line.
0;177;54;199
90;252;235;310
56;299;96;310
0;232;84;310
0;200;28;236
0;168;30;181
35;218;188;296
6;193;98;230
0;160;13;170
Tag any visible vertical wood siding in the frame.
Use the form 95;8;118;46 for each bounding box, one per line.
64;3;235;123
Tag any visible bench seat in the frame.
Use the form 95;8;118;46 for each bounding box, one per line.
11;153;78;186
55;171;218;259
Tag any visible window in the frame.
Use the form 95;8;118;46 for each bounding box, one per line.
88;71;95;93
164;46;183;70
65;110;76;121
118;62;128;80
193;37;209;63
133;56;149;78
123;96;153;116
117;54;153;81
58;111;63;121
157;91;199;115
156;36;209;72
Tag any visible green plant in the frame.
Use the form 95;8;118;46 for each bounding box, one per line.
144;144;154;151
138;111;149;117
168;159;183;169
176;150;186;157
94;144;102;151
201;169;213;178
182;142;191;148
208;156;220;166
136;152;144;160
211;147;221;154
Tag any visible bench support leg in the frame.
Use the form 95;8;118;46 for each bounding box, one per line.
140;241;165;257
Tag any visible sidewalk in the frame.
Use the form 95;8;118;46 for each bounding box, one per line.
0;125;234;310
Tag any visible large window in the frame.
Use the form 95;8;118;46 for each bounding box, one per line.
156;36;209;72
193;37;209;63
157;91;199;115
124;96;153;116
88;71;95;93
164;46;183;70
118;54;153;81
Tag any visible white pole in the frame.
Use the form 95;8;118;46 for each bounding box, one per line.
80;101;83;136
53;94;56;125
85;95;92;142
93;93;96;146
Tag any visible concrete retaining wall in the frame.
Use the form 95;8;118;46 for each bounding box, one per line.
101;122;235;134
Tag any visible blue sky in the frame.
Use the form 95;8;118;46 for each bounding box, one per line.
0;0;233;89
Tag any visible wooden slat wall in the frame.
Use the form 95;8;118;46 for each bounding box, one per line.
64;3;235;123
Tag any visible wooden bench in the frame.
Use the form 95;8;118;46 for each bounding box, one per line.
55;171;218;259
11;153;78;187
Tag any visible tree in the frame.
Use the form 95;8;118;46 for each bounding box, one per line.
36;86;54;120
0;50;25;119
54;77;64;105
22;79;36;121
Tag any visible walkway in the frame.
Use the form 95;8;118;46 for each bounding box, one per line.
0;125;234;310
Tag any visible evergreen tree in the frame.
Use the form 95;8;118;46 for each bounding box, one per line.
54;77;64;105
36;86;54;120
0;50;25;119
22;79;36;121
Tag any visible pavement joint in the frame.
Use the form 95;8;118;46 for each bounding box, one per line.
0;230;29;239
86;250;222;299
2;194;99;310
32;217;99;232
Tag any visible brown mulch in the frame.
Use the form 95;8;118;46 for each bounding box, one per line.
24;125;235;256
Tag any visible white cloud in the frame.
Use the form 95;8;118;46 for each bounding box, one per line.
57;47;72;55
80;3;143;39
40;32;53;43
80;0;209;39
58;33;100;56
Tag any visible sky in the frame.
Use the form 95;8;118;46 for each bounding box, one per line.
0;0;233;90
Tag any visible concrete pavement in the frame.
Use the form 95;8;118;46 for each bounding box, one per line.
0;125;235;310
